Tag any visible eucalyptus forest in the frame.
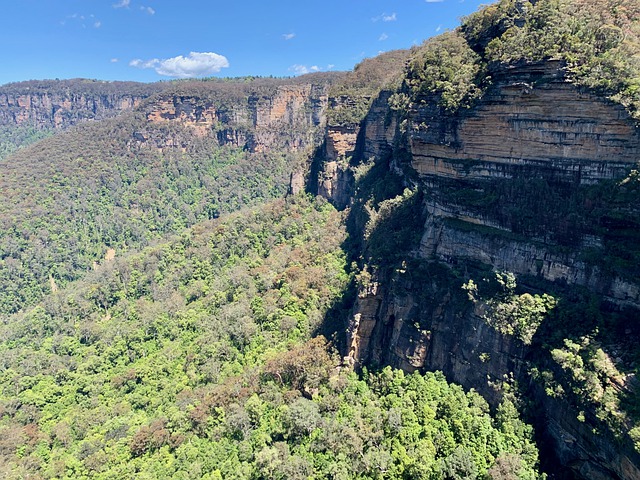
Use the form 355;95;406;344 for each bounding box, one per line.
1;0;640;479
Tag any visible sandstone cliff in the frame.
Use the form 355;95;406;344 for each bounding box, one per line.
139;81;332;154
0;79;164;129
312;59;640;479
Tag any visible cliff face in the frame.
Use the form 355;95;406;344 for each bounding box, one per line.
0;80;163;129
317;61;640;479
140;83;330;154
410;62;639;183
413;62;640;311
315;92;398;209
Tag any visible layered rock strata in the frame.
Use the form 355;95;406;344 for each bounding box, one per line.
144;84;329;154
0;80;162;129
321;61;640;479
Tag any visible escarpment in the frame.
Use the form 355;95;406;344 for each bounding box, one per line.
141;82;331;153
0;74;350;317
0;79;164;129
414;61;640;309
1;5;639;475
312;58;640;479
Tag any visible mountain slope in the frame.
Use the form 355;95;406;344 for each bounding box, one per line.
0;196;540;479
309;0;640;478
0;75;339;315
0;79;165;159
1;0;639;478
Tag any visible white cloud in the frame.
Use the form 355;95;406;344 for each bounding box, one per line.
130;52;230;78
425;0;444;3
63;13;100;29
113;0;130;8
379;33;388;41
141;6;155;15
288;64;320;75
129;58;156;68
436;24;442;32
373;12;397;22
111;58;119;63
282;33;295;40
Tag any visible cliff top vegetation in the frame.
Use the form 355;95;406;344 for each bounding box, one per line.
404;0;640;118
0;79;165;97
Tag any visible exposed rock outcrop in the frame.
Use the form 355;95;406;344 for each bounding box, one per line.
348;267;640;479
316;60;640;479
410;62;640;184
0;79;162;129
143;84;330;153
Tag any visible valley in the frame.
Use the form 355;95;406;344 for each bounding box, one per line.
1;0;639;478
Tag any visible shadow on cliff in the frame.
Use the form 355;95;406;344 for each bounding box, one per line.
537;285;639;381
307;117;640;480
505;278;640;477
311;142;427;357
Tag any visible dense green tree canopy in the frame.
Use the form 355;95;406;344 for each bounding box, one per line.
0;195;540;478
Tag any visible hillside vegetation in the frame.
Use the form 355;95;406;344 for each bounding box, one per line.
0;196;539;479
2;0;640;477
404;0;640;117
0;112;299;315
0;125;52;161
327;50;411;126
0;79;163;97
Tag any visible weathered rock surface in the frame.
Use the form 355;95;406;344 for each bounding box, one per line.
410;62;640;184
315;92;399;208
318;61;640;479
0;79;162;129
144;84;329;153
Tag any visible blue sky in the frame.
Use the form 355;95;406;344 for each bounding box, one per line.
1;0;491;85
